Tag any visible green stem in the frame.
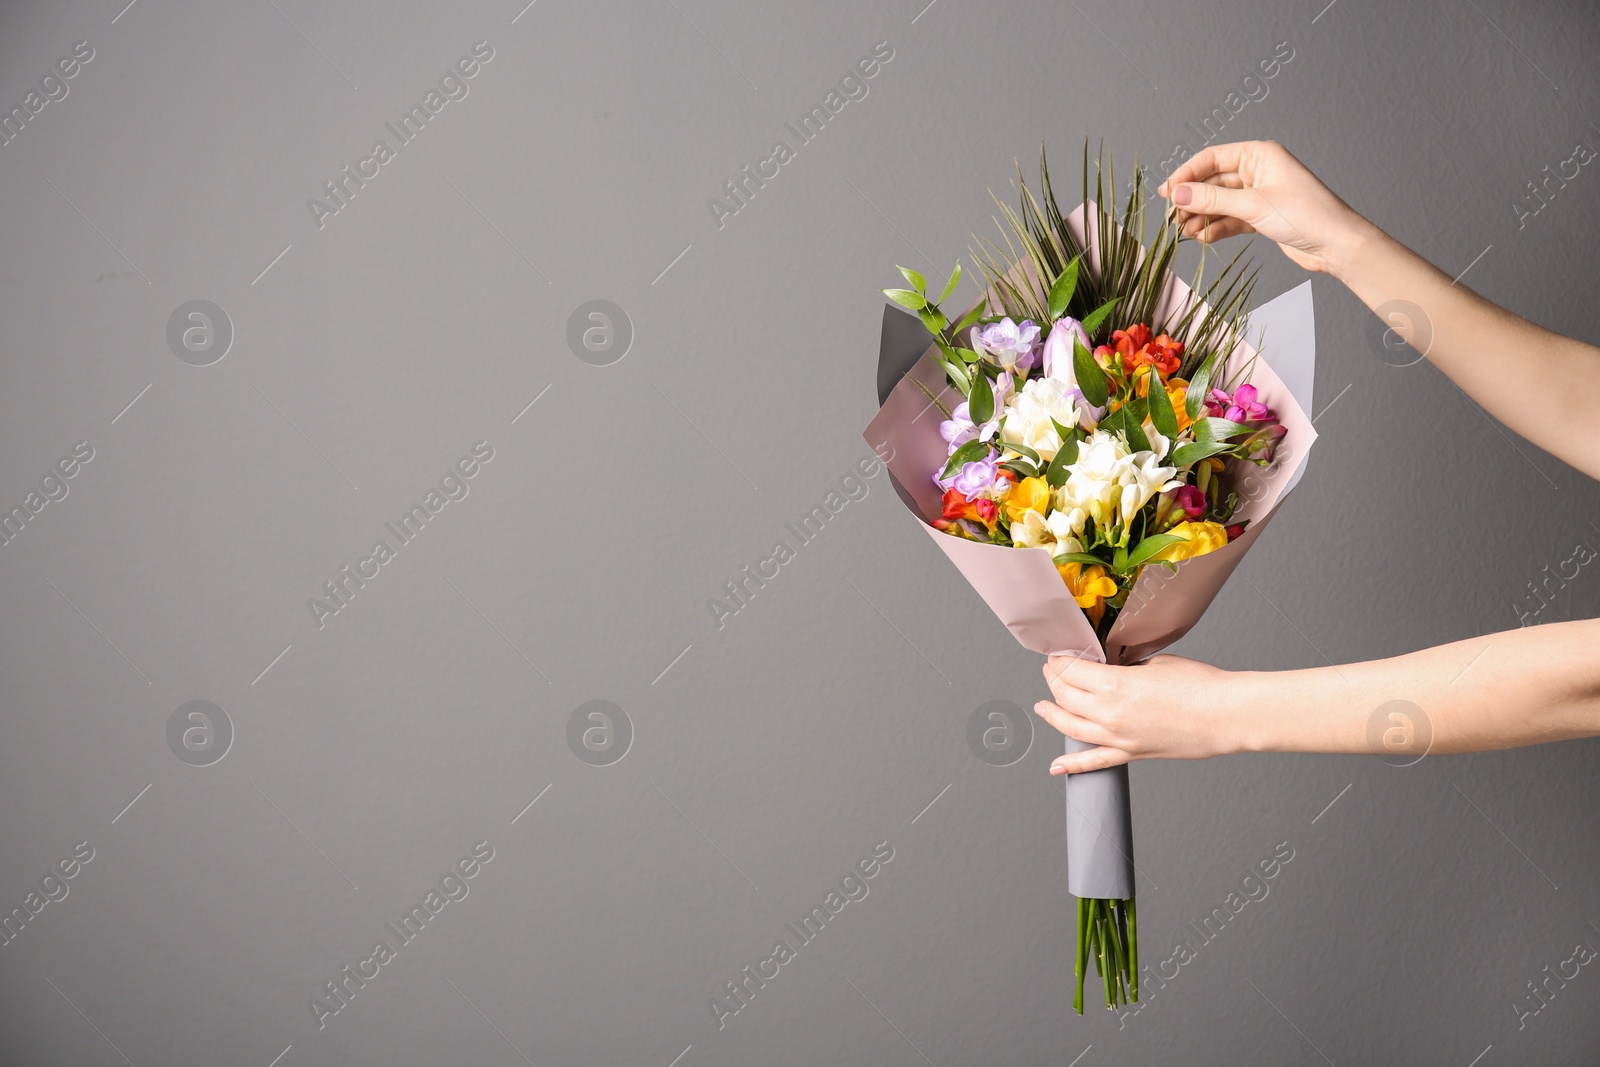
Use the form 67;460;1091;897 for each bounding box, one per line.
1074;897;1087;1015
1128;898;1139;1002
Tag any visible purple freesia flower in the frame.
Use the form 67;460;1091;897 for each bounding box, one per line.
937;374;1013;454
1041;317;1091;381
934;454;1001;500
975;318;1041;371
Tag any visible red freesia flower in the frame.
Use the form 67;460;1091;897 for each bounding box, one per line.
942;489;998;526
1109;323;1184;379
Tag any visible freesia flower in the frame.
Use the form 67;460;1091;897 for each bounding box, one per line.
1056;561;1119;623
1147;520;1230;563
1118;448;1182;525
1205;383;1273;423
974;317;1041;371
941;488;999;527
939;371;1013;452
1001;476;1053;526
1041;317;1091;382
1010;508;1085;558
1108;324;1184;379
999;376;1097;460
936;455;1003;500
1060;430;1130;520
1172;484;1206;520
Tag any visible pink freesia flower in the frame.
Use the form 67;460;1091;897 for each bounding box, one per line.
1206;383;1274;423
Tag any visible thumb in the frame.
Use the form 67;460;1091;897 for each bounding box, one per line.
1172;181;1256;222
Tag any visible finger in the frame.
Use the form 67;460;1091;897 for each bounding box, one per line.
1050;746;1134;775
1170;180;1258;223
1179;213;1251;242
1032;700;1115;746
1161;143;1252;191
1160;170;1243;196
1044;654;1110;697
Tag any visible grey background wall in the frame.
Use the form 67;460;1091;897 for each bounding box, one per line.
2;0;1598;1063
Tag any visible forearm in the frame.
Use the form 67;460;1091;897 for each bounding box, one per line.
1234;617;1600;756
1326;220;1600;479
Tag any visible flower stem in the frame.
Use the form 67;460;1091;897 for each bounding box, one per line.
1070;896;1139;1015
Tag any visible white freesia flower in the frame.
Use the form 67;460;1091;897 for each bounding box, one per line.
1001;377;1094;461
1118;449;1183;525
1010;508;1086;559
1058;429;1183;531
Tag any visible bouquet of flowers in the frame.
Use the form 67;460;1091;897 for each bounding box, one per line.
863;147;1317;1012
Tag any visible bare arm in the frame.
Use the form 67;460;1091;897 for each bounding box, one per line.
1038;617;1600;773
1030;142;1600;769
1159;140;1600;481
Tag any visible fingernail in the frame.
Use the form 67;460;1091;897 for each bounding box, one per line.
1156;181;1167;196
1171;184;1192;206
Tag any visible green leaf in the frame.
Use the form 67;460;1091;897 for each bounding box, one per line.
952;302;987;334
1121;414;1151;455
1171;440;1233;467
883;288;926;310
1146;370;1179;438
1000;460;1039;479
1193;416;1256;442
1053;552;1109;569
1101;405;1151;454
1185;353;1217;421
1045;426;1080;487
1112;545;1128;573
940;439;989;481
1047;255;1082;319
939;262;962;304
1003;439;1042;466
1080;297;1120;337
1073;338;1108;406
897;266;927;292
954;346;984;364
1124;533;1185;570
969;369;994;425
917;307;948;336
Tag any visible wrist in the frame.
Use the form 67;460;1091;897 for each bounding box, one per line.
1322;213;1387;288
1227;670;1277;754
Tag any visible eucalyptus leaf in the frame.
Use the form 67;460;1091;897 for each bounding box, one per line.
1053;552;1109;569
940;439;989;481
939;262;962;304
1171;440;1232;467
953;302;987;334
884;288;926;310
1124;532;1185;570
1185;353;1217;421
969;370;994;425
1004;439;1042;466
1073;338;1108;406
1080;297;1119;337
1193;416;1256;442
1045;431;1079;487
1048;255;1082;319
1146;371;1179;438
1121;415;1151;455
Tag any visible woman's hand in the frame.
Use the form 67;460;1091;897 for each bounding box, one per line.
1158;140;1371;277
1035;653;1248;774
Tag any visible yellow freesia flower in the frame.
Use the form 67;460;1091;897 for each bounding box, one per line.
1166;378;1191;432
1002;476;1053;526
1057;561;1119;610
1149;520;1229;563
